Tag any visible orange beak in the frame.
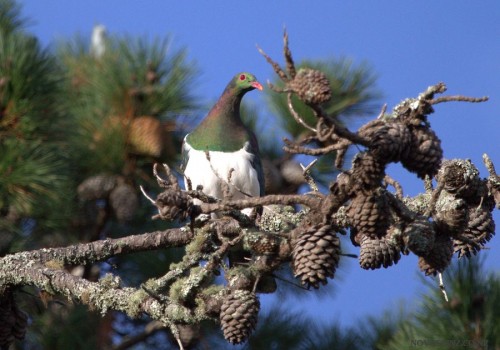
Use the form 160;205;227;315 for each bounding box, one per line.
251;81;264;91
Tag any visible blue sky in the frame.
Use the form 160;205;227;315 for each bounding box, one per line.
22;0;499;329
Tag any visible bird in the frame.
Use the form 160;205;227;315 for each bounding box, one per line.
182;72;265;215
90;24;107;58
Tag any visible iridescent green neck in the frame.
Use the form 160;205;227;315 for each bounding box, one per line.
187;84;251;152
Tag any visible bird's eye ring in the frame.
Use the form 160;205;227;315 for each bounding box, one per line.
239;74;246;81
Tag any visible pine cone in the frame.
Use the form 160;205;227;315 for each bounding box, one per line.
437;159;481;199
401;126;442;179
403;217;436;256
347;191;390;239
0;291;28;348
129;116;164;157
359;120;411;164
291;224;341;289
359;234;401;270
109;183;138;222
155;189;193;221
288;68;331;105
77;174;118;200
220;290;259;344
248;232;280;256
434;195;468;236
454;204;495;258
418;234;453;276
351;152;385;192
176;324;200;349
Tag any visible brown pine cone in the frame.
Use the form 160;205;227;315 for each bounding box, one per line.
454;204;495;258
359;234;401;270
347;191;390;239
109;183;138;222
359;119;411;164
436;159;482;199
288;68;331;105
156;189;193;221
77;174;118;200
434;195;468;236
403;217;436;256
291;224;341;289
248;232;280;256
129;115;164;157
0;291;28;349
351;152;385;192
418;234;453;276
401;126;442;179
220;290;259;344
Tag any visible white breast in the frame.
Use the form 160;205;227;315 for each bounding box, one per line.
183;142;261;202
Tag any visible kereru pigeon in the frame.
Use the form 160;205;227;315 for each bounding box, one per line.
182;72;265;214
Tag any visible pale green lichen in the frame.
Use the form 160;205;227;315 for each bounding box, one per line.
126;289;149;318
259;205;305;233
99;273;121;289
185;228;213;255
403;193;431;215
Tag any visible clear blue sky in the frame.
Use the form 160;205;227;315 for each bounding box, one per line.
22;0;500;329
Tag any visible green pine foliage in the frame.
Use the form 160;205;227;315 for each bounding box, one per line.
0;0;72;251
57;34;198;177
365;257;499;350
0;0;25;35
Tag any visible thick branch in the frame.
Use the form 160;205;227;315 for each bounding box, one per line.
0;260;196;326
198;194;322;214
6;228;193;266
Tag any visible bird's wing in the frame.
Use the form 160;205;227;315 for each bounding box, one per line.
180;134;190;174
246;134;265;196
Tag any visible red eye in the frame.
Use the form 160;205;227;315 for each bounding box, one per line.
239;74;246;81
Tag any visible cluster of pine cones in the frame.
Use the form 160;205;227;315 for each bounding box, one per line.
77;174;139;222
289;95;496;292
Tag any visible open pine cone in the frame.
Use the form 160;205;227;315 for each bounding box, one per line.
220;289;260;344
401;126;443;179
291;224;341;289
288;68;331;105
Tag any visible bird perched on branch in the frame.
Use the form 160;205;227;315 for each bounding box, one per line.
182;73;265;215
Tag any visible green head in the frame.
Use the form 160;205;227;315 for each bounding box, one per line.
229;72;263;93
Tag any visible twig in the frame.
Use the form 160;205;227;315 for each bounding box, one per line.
340;253;358;259
287;93;317;132
283;137;345;156
384;175;404;199
419;82;447;100
112;321;164;350
438;273;449;302
171;324;185;350
334;145;349;169
309;104;370;147
283;27;296;79
300;159;319;192
199;194;322;214
376;103;388;119
271;273;311;291
256;45;289;82
140;185;157;206
483;153;498;178
430;95;489;105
